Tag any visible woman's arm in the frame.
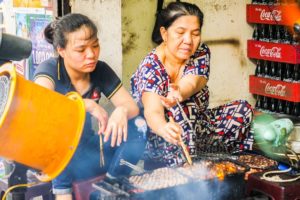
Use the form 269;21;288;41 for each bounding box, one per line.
34;76;55;90
103;86;139;147
160;75;207;108
84;98;108;133
177;74;207;101
162;44;210;107
142;92;180;145
110;86;139;119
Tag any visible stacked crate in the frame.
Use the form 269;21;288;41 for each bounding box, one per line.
247;1;300;117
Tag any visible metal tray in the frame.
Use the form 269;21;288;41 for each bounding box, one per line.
232;151;278;170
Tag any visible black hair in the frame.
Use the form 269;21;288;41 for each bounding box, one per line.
152;2;204;44
44;13;98;49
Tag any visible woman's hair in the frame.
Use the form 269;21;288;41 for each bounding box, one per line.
44;13;98;49
152;2;204;44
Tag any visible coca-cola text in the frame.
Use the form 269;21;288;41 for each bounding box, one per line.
265;83;286;97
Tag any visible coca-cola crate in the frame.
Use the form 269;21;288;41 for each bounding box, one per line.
249;75;300;102
247;40;300;64
247;4;291;25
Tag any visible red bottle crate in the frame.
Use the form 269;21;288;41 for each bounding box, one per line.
247;4;290;25
247;40;300;63
249;75;300;102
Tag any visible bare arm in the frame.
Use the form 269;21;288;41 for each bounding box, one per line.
142;92;180;145
160;75;207;108
110;86;139;119
34;76;55;90
103;86;139;147
177;74;207;101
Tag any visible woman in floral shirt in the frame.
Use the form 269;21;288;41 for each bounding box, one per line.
131;2;253;168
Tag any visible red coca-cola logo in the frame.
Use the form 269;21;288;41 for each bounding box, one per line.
259;46;281;58
265;83;286;97
260;9;282;21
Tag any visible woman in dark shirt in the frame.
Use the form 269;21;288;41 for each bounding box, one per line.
34;13;146;199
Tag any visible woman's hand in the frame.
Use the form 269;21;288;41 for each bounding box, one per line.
84;99;108;133
103;106;128;147
160;84;183;108
157;119;181;145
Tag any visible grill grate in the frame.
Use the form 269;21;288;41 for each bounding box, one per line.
125;159;246;191
197;134;230;158
91;159;248;200
0;74;10;119
174;100;232;160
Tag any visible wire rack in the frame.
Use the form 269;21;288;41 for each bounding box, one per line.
196;134;232;159
174;99;234;160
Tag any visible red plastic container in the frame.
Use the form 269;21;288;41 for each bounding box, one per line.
247;40;300;64
249;75;300;102
247;4;289;25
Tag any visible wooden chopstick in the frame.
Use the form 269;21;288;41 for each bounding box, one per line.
100;135;105;167
179;136;193;165
169;117;193;165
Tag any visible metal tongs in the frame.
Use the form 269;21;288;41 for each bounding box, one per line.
120;159;146;174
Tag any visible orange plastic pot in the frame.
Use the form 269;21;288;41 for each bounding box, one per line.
0;63;85;182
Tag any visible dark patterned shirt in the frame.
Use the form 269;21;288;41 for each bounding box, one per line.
34;57;122;140
131;43;211;166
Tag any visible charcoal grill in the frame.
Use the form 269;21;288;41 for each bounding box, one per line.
91;159;249;200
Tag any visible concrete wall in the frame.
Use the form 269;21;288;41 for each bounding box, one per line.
73;0;256;108
195;0;255;107
121;0;156;87
72;0;122;78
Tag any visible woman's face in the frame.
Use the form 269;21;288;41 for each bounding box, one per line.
58;26;100;73
161;15;201;61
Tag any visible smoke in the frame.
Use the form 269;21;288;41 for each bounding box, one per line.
171;180;213;200
131;176;243;200
126;160;246;200
171;165;244;200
